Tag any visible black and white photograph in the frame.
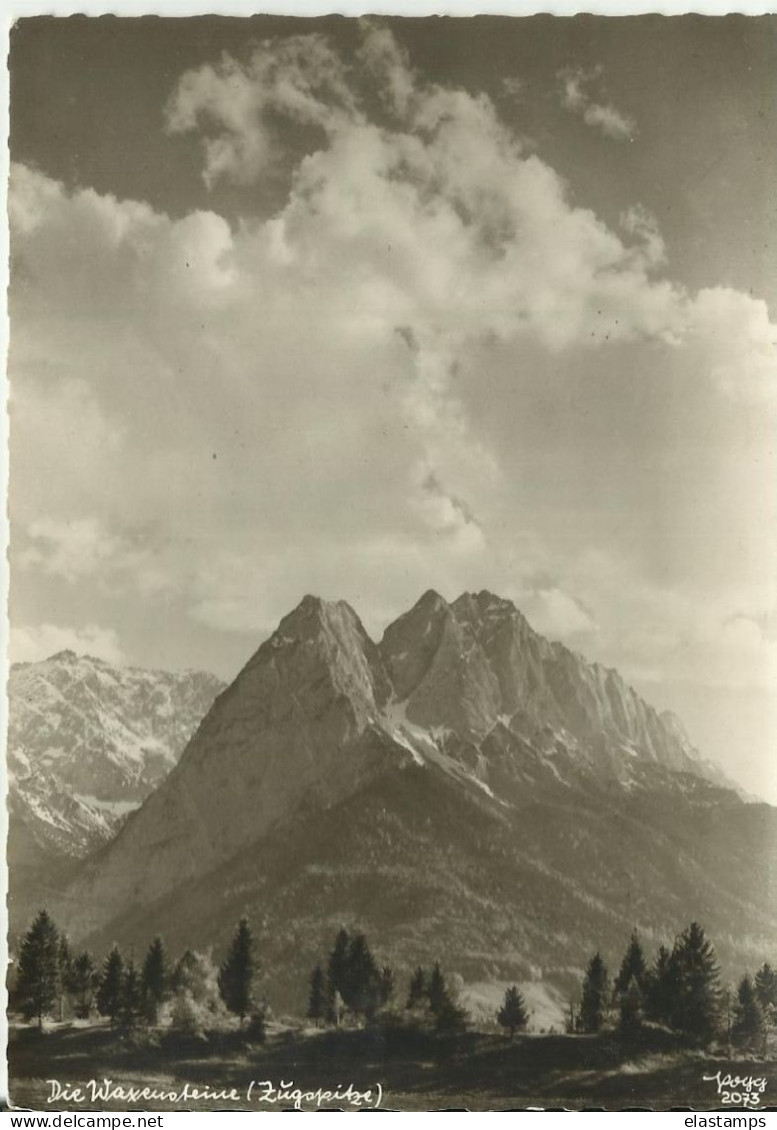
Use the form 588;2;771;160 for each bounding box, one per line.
4;9;777;1112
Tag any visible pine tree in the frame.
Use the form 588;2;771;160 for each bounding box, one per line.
618;976;644;1034
96;947;124;1026
70;951;97;1019
218;917;257;1025
732;975;765;1051
497;985;529;1038
406;966;427;1010
328;928;351;980
326;927;351;1011
307;964;326;1027
754;963;777;1022
427;962;448;1016
435;993;469;1034
645;944;677;1025
141;937;168;1025
97;948;125;1025
345;933;380;1018
614;931;647;999
15;910;61;1028
421;961;468;1032
672;922;721;1044
579;952;610;1033
378;965;396;1007
120;959;142;1032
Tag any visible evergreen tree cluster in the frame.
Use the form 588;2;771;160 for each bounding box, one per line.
306;932;468;1033
405;961;468;1032
727;964;776;1053
12;910;263;1037
307;928;396;1027
576;922;776;1050
14;908;773;1054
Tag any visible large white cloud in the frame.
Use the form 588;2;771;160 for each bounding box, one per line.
8;22;776;785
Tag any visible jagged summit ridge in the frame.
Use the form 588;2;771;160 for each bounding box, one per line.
47;588;739;943
377;588;698;778
34;591;771;1011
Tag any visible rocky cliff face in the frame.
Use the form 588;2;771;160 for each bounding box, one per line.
44;589;761;960
7;651;224;919
380;589;708;787
43;598;402;933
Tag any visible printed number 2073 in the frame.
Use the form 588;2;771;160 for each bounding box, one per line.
720;1091;761;1106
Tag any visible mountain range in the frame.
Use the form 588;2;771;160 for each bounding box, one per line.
14;592;777;1012
7;651;224;927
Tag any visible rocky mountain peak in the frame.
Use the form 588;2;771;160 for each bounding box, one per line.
450;591;533;649
282;591;336;621
375;589;726;784
7;655;225;926
277;593;365;642
255;593;391;715
46;648;80;663
415;588;449;611
379;588;454;704
47;597;404;934
453;589;517;618
43;588;753;949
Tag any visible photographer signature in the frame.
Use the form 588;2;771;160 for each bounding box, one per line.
702;1071;768;1107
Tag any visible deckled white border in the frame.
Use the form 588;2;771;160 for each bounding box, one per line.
0;0;774;1117
3;0;777;12
2;0;10;1110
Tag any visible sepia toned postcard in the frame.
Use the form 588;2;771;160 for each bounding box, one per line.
4;8;777;1113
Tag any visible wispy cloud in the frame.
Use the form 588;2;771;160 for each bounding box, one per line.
19;516;174;596
559;66;636;141
11;622;126;665
501;76;524;99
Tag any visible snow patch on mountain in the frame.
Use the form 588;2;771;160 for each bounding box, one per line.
7;652;224;865
380;697;496;798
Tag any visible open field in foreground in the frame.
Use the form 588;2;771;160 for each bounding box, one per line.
8;1019;776;1112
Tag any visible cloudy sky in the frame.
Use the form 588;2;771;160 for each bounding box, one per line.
8;15;777;799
